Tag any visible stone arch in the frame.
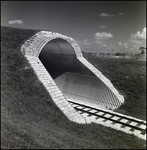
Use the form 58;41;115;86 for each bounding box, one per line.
21;31;124;123
21;31;82;58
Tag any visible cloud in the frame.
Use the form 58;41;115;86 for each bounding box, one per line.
129;38;143;51
119;13;123;16
131;27;146;40
83;40;92;45
128;28;146;51
77;39;92;49
99;44;107;48
100;13;114;17
94;32;113;46
108;46;114;50
118;42;127;46
99;25;106;29
128;27;146;50
95;40;105;45
129;38;142;47
8;19;24;25
94;32;113;39
76;40;81;44
118;42;128;48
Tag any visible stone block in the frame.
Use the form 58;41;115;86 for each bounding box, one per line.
139;124;146;130
130;121;138;126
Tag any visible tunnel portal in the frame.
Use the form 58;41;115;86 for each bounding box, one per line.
38;38;121;110
21;31;124;122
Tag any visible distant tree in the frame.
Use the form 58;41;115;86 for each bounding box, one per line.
141;50;145;54
139;47;146;54
134;53;140;59
100;52;105;57
139;47;146;50
115;52;122;56
122;52;126;58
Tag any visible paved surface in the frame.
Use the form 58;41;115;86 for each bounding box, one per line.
55;72;121;110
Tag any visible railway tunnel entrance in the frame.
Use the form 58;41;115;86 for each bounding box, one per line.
39;38;94;79
38;38;121;110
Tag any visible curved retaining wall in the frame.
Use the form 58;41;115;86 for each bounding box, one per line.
21;31;124;123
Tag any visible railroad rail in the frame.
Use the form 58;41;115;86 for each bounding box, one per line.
68;100;146;141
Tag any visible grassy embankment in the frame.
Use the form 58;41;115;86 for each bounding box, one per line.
84;54;146;121
1;26;146;149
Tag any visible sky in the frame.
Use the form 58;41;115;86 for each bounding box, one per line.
1;1;146;53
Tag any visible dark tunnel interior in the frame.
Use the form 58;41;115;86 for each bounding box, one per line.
39;38;94;79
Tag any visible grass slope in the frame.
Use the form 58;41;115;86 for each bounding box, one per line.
84;54;146;121
1;26;146;149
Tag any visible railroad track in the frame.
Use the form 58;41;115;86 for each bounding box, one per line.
68;100;146;141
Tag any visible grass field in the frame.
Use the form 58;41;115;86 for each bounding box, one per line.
1;26;146;149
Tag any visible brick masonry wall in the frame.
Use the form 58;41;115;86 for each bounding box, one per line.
21;31;124;123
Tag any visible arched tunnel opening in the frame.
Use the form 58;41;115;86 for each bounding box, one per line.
39;38;94;79
39;38;121;110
